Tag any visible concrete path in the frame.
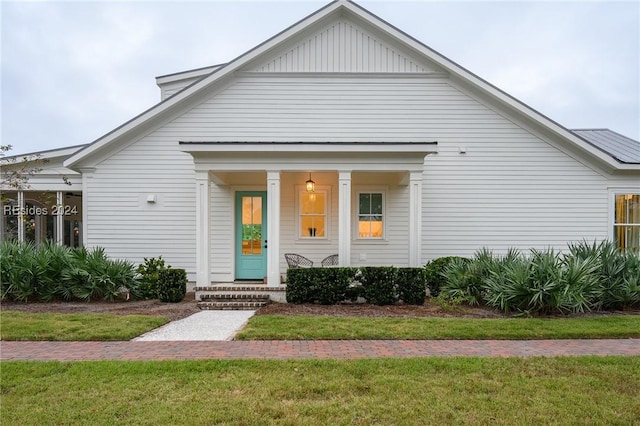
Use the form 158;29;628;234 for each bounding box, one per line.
134;310;255;341
2;339;639;361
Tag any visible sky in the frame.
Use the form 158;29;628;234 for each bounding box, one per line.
1;0;639;155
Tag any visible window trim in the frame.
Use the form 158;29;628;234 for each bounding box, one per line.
295;185;330;241
354;187;387;241
609;188;640;250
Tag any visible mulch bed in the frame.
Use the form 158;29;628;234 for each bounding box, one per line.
2;293;637;320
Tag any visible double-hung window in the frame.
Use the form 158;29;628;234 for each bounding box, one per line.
614;193;639;250
299;190;327;238
357;192;384;239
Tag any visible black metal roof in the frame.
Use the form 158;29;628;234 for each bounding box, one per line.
571;129;640;164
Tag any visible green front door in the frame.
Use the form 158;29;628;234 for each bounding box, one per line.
235;192;267;280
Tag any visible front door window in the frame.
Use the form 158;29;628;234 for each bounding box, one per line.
241;196;263;255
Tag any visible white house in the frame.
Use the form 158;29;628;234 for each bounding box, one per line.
2;0;639;290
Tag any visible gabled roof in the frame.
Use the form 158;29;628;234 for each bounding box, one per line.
571;129;640;164
64;0;639;172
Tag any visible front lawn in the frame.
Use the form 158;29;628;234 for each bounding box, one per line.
0;312;167;341
235;314;640;340
2;357;638;425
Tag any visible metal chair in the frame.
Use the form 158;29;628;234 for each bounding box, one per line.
321;254;339;267
285;253;314;268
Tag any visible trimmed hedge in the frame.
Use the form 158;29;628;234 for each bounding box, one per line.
396;267;426;305
286;266;426;305
359;266;398;305
286;267;356;304
156;268;187;303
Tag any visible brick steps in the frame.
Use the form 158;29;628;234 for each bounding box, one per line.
198;300;269;310
196;284;286;310
195;284;287;308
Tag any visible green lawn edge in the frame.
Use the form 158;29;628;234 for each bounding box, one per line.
0;311;168;341
2;357;639;425
235;314;640;340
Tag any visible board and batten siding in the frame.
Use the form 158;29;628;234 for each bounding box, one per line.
253;18;440;73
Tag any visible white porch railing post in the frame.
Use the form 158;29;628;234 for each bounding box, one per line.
338;171;352;266
408;170;423;266
266;171;281;287
195;170;210;287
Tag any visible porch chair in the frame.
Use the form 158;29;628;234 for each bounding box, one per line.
285;253;314;268
321;254;339;267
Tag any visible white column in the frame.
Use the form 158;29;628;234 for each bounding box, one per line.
17;191;25;242
195;170;211;287
56;191;64;245
266;171;281;287
408;170;423;266
79;168;95;248
338;171;352;266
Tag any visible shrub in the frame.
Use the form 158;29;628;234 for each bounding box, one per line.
358;266;397;305
135;257;168;300
424;256;469;297
157;268;187;303
286;268;315;304
1;240;38;302
0;240;138;302
316;268;355;305
569;240;640;310
396;267;426;305
286;267;356;304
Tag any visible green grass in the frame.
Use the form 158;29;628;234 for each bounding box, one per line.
0;312;167;341
1;357;638;425
236;314;640;340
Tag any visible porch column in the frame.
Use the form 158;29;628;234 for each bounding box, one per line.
17;191;25;242
195;170;210;287
408;171;423;266
338;171;351;266
79;168;95;247
56;191;64;245
266;171;281;287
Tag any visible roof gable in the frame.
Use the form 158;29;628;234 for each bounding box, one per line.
250;16;443;73
63;0;639;172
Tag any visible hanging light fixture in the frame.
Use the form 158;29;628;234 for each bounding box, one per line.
305;173;315;192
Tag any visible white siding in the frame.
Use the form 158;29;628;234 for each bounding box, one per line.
422;133;609;260
88;71;625;277
86;133;197;275
177;75;489;142
254;19;439;73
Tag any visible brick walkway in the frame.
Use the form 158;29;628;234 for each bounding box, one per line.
2;339;639;361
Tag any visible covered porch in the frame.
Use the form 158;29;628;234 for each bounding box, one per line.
180;142;437;287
